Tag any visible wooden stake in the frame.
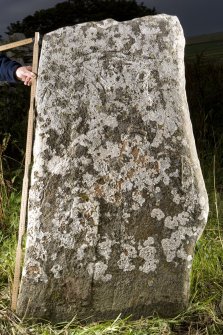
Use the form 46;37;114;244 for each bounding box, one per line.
0;38;33;52
11;32;40;312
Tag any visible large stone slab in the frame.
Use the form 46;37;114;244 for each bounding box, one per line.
17;15;209;322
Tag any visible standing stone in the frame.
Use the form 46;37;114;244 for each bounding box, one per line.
17;15;209;322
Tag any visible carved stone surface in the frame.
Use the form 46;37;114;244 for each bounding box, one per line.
17;15;209;322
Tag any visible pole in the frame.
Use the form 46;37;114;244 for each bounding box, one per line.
11;32;40;311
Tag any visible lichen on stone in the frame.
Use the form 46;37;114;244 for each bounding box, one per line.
17;14;209;322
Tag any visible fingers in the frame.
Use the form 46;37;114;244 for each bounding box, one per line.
15;66;36;86
24;76;33;86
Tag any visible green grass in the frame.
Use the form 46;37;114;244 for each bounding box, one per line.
0;156;223;335
185;32;223;65
187;32;223;45
185;40;223;65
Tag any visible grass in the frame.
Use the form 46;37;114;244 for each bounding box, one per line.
185;31;223;65
0;147;223;334
0;301;222;335
185;41;223;65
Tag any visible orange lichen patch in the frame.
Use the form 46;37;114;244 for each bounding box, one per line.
154;161;160;173
83;211;92;220
131;146;140;160
120;140;128;155
97;176;109;185
114;192;122;203
137;154;147;164
127;168;135;179
26;266;39;275
94;184;104;197
124;249;128;256
116;179;123;192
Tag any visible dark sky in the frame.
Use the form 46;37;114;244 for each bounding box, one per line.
141;0;223;37
0;0;222;38
0;0;61;37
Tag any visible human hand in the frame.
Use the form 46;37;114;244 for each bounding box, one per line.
15;66;36;86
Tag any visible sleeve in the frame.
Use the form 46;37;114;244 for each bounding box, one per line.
0;54;22;83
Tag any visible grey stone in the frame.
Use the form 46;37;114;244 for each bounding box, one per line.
17;15;209;322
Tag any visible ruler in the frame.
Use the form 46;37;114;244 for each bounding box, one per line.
0;38;33;52
11;32;40;311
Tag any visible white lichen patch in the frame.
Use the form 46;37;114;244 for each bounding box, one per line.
177;246;189;260
51;253;57;261
117;243;137;271
164;212;189;230
88;112;118;130
97;235;114;261
47;155;70;176
50;264;63;278
151;208;165;221
93;261;112;282
132;191;146;207
76;244;88;261
198;196;209;222
138;237;159;273
161;225;195;262
171;188;182;204
22;260;48;283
